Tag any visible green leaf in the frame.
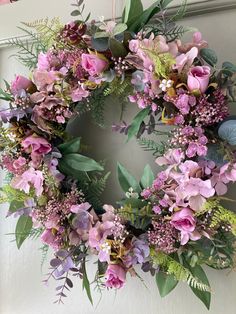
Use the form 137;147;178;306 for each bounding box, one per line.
123;0;143;26
71;10;80;16
59;153;103;173
118;197;147;208
128;0;173;33
82;262;93;305
113;23;128;36
156;272;178;297
91;37;109;51
109;38;128;58
127;107;150;142
9;200;25;213
186;263;211;310
140;164;154;188
58;159;88;180
200;48;218;67
117;162;141;193
222;61;236;75
15;215;33;249
58;137;81;155
94;32;109;39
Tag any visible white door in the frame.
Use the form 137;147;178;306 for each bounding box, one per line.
0;1;236;314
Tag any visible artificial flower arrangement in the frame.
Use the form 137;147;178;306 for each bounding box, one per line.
0;0;236;310
0;0;18;5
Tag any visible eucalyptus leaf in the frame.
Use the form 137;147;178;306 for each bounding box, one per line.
156;272;178;297
218;119;236;145
113;23;128;36
140;164;154;188
200;48;218;67
15;215;33;249
71;10;80;16
59;153;104;173
222;61;236;73
117;162;141;193
58;137;81;154
94;32;109;39
109;38;128;58
91;37;109;52
127;107;150;141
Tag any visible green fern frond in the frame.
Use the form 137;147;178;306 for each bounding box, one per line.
142;50;175;79
90;89;106;128
29;228;43;240
104;78;131;97
118;204;152;229
198;199;236;235
0;184;33;204
22;17;63;49
84;172;110;209
138;137;166;156
150;249;211;292
40;244;49;269
211;205;236;235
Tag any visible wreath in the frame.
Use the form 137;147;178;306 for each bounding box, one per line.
1;0;236;310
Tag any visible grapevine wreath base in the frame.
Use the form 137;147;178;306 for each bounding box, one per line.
1;0;236;310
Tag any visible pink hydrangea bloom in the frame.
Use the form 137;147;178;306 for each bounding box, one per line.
105;264;126;289
11;168;44;196
71;86;89;102
156;148;184;166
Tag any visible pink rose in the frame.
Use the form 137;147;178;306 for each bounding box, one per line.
187;66;211;93
11;75;33;96
171;208;201;245
105;264;126;289
81;53;108;76
22;135;52;156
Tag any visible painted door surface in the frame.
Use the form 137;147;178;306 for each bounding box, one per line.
0;1;236;314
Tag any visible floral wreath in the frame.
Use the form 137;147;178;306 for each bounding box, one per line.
1;0;236;310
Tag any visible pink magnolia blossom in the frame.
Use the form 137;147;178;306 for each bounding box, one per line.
81;53;108;76
10;75;33;96
174;47;198;73
178;32;208;53
105;264;126;289
171;208;201;245
11;168;44;196
187;66;211;93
